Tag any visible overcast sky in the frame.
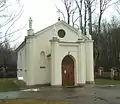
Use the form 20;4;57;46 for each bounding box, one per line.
9;0;118;48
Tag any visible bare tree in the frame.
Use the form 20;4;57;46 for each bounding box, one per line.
56;0;118;36
115;0;120;17
84;0;87;35
57;0;96;35
75;0;83;34
56;0;79;27
57;0;73;24
71;7;78;27
85;0;98;35
0;0;23;46
97;0;118;34
75;0;97;35
86;0;93;35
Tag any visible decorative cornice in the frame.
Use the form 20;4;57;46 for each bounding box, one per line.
49;37;59;42
26;34;35;39
76;39;85;43
85;40;94;42
59;41;78;44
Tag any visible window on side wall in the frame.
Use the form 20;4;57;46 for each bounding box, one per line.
40;51;46;68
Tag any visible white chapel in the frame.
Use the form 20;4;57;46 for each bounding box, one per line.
16;18;94;86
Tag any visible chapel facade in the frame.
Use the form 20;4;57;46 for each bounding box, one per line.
16;18;94;86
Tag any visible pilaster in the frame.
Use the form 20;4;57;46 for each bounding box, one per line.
25;37;34;85
77;39;86;84
50;37;60;85
85;40;94;83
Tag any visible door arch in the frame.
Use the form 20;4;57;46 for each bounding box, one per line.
61;55;74;86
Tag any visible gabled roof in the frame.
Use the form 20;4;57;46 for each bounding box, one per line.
34;20;78;37
15;20;79;52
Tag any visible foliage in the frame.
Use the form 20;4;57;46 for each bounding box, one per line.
0;43;17;68
93;17;120;71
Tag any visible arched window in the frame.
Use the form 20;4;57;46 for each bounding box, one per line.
40;51;46;68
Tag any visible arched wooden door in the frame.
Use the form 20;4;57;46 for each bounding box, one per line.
62;55;74;86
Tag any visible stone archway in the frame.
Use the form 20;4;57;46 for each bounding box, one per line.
62;55;74;86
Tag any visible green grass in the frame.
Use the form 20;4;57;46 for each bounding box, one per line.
95;79;120;85
0;78;20;92
1;78;120;92
0;99;70;104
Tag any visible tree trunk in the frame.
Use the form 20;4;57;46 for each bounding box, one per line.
84;0;87;35
75;0;83;34
98;0;103;34
98;14;102;34
79;0;83;34
87;0;92;35
67;12;70;24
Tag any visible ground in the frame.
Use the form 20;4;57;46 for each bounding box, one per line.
0;84;120;104
0;79;120;104
0;99;69;104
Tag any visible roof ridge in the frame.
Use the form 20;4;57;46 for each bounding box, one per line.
34;20;78;36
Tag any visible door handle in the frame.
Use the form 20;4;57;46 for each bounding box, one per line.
64;70;66;74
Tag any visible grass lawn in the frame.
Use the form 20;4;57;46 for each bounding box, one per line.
0;78;20;92
95;79;120;85
0;99;70;104
1;78;120;92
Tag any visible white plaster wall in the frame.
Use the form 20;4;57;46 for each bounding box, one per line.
17;51;20;70
17;45;26;82
48;57;51;83
21;46;26;82
17;51;20;78
27;23;79;86
32;34;51;85
27;30;53;85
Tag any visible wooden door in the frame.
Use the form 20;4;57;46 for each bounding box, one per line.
62;55;74;86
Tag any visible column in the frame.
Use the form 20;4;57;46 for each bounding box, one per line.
85;40;94;84
77;40;86;85
25;37;31;85
50;37;60;86
25;37;35;85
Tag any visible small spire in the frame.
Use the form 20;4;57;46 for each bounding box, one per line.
29;17;32;29
58;17;60;21
27;17;34;36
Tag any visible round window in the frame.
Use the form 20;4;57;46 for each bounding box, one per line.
58;29;66;38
